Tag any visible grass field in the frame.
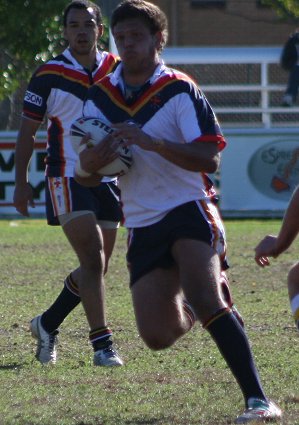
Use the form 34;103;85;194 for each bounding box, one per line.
0;218;298;425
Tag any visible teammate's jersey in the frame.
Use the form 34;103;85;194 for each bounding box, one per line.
22;48;119;178
83;62;226;228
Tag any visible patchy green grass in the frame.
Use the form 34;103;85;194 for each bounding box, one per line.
0;218;298;425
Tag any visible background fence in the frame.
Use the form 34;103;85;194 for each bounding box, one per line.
162;46;299;129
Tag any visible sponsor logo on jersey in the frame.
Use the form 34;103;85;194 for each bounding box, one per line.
24;91;43;107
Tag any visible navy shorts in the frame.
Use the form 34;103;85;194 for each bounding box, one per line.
45;177;123;226
127;200;229;286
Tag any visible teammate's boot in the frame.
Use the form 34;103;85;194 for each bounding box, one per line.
30;315;58;364
93;344;124;367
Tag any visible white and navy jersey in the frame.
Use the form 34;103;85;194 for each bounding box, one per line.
22;48;119;177
83;62;226;228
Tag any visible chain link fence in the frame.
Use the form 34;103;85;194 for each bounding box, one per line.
164;47;299;129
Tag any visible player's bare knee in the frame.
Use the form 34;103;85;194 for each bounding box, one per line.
80;259;103;276
78;254;105;279
140;331;176;350
144;338;173;351
77;245;104;268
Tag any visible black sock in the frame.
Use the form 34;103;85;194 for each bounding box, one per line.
89;327;113;352
206;311;266;405
41;278;81;333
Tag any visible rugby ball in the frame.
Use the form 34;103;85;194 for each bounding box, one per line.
70;116;132;177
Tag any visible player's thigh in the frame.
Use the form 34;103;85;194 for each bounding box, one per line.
171;238;225;319
94;182;121;260
131;266;181;335
61;212;103;267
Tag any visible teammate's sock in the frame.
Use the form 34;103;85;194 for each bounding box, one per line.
89;327;113;351
41;274;81;333
205;310;266;405
290;293;299;330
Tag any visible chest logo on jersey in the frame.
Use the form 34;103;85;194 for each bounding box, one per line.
24;91;43;107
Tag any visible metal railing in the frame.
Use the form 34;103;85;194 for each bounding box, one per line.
162;46;299;129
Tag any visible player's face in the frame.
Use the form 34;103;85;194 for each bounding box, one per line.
113;19;161;79
64;7;103;56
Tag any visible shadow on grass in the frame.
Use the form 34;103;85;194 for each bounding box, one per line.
0;363;23;370
74;421;164;425
122;419;203;425
123;419;167;424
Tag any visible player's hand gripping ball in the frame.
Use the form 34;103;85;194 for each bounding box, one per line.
70;116;132;177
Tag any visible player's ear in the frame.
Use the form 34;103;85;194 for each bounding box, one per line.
154;31;163;51
155;31;163;50
97;23;104;38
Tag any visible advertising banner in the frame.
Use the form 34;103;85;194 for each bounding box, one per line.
0;129;298;218
0;132;47;216
220;129;299;217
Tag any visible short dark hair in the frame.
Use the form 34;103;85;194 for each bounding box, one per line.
111;0;168;51
63;0;102;27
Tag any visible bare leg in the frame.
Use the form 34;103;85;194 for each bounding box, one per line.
101;227;118;275
132;266;193;350
131;240;226;349
171;239;267;405
172;239;226;323
62;213;106;330
288;262;299;298
288;262;299;328
40;223;118;332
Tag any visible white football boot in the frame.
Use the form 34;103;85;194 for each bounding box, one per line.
30;315;58;364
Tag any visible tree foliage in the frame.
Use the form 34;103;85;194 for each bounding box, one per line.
261;0;299;20
0;0;68;99
0;0;109;100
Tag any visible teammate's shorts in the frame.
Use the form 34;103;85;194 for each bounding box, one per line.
45;177;123;228
127;199;229;286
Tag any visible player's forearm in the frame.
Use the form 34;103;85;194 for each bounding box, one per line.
14;118;40;185
150;138;220;173
14;137;35;184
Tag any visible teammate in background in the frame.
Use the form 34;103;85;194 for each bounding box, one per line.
75;1;282;422
255;185;299;331
13;0;123;367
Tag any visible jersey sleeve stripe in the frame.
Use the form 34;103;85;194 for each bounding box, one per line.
22;110;44;122
194;135;226;151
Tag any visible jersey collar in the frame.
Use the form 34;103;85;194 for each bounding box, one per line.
110;60;166;92
63;48;104;71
